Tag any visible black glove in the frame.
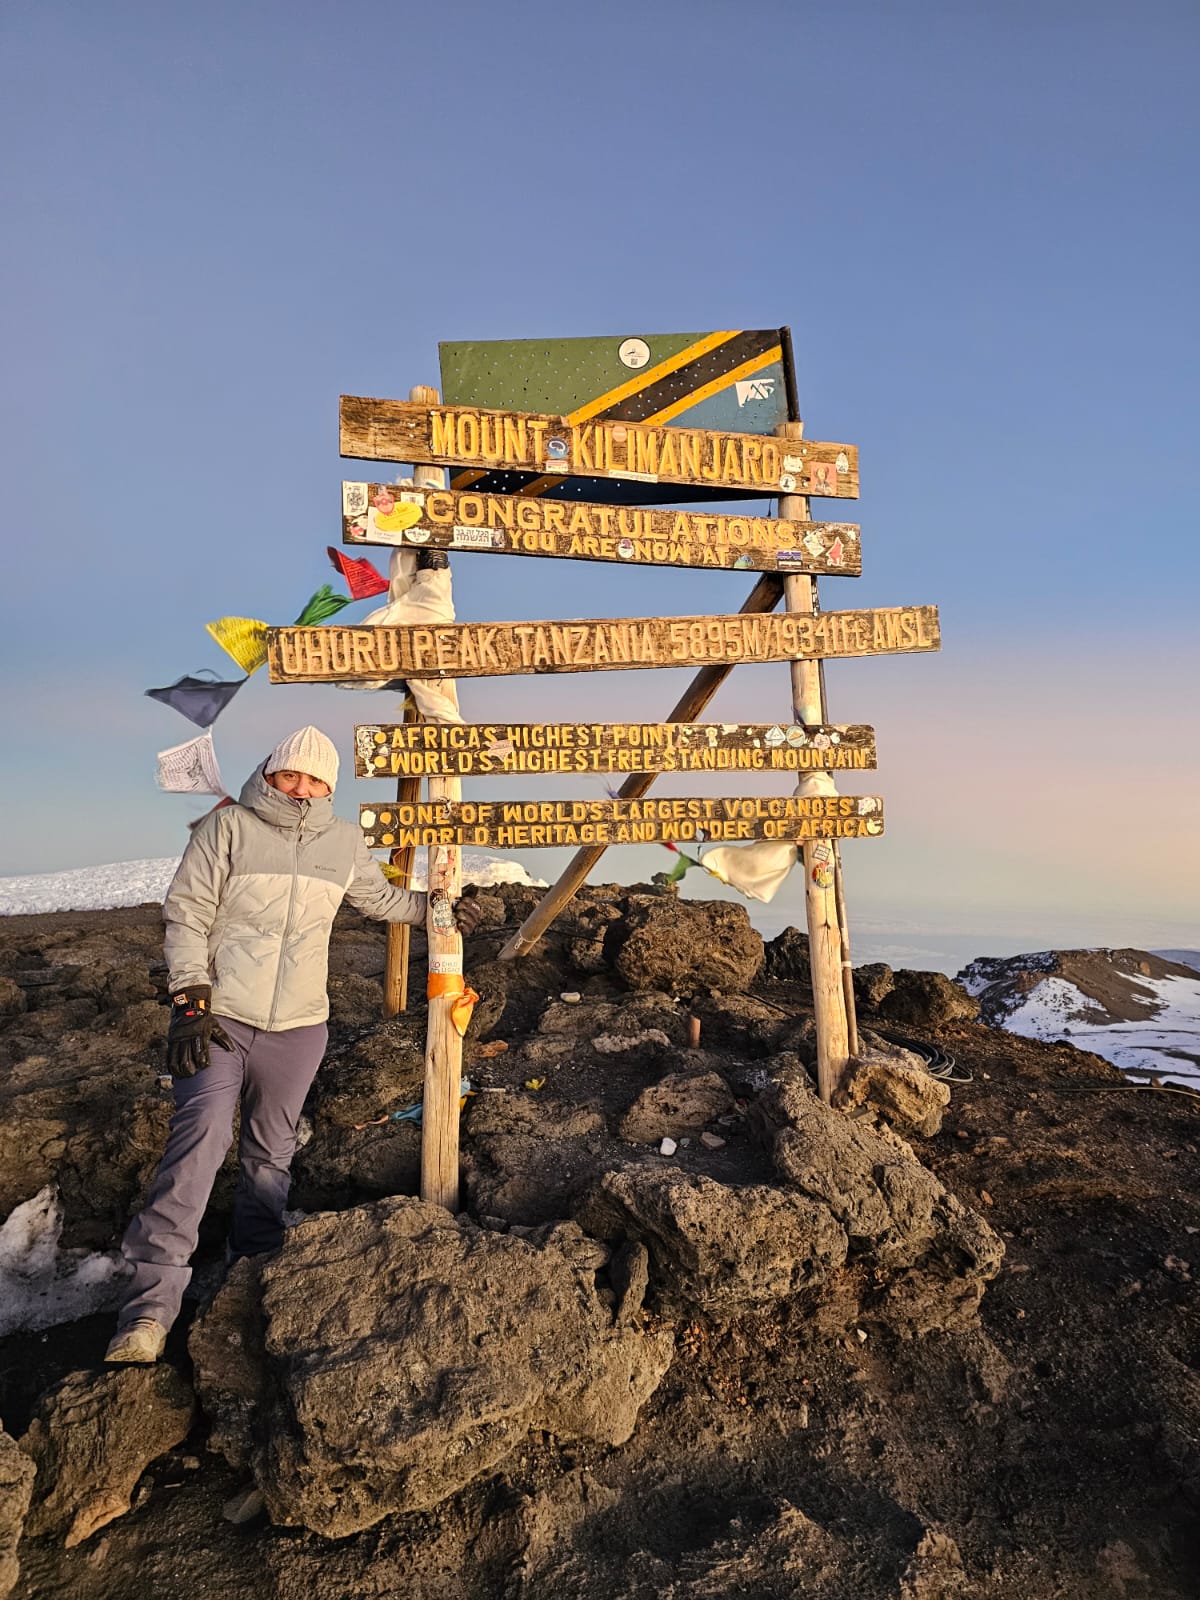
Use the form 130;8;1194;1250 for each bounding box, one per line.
166;986;233;1077
452;896;487;937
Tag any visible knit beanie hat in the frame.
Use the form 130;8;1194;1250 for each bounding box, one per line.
264;726;339;790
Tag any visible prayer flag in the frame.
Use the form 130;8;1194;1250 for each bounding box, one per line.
206;616;269;674
156;730;226;796
293;585;351;626
145;671;246;729
327;546;389;601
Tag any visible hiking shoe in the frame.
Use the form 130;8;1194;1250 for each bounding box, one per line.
104;1319;168;1364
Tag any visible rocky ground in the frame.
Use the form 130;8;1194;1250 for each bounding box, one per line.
1;884;1198;1599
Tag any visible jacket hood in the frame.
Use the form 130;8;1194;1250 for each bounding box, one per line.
239;762;336;833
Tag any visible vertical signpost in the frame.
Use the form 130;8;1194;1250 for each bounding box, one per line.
270;331;940;1210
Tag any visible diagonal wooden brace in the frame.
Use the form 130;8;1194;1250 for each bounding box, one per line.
497;570;785;961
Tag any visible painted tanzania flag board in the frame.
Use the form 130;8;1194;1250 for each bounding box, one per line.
437;329;792;505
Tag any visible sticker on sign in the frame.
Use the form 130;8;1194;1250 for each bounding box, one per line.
735;378;777;405
451;526;505;550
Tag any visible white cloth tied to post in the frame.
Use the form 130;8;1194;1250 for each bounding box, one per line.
699;768;837;903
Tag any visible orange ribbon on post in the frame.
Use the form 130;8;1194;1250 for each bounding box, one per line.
427;972;480;1038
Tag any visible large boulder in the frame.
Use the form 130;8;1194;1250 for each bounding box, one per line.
190;1198;674;1537
613;898;764;995
20;1365;195;1547
576;1166;846;1314
752;1080;1002;1334
877;970;979;1029
0;1431;35;1599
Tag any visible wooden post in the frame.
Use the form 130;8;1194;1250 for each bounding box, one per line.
496;570;784;961
778;420;850;1104
409;384;464;1212
383;699;420;1016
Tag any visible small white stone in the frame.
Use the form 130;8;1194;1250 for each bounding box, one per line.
560;991;582;1004
855;1327;868;1343
659;1137;678;1156
700;1132;726;1150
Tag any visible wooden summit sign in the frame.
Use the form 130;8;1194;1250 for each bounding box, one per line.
355;721;877;778
268;606;938;682
342;482;861;576
339;398;859;500
360;794;885;850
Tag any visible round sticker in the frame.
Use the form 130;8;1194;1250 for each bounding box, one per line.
811;861;834;890
617;537;635;559
618;337;651;369
546;436;568;459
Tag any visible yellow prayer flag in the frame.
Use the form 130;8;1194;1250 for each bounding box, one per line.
206;616;269;675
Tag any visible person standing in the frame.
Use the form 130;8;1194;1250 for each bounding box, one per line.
106;725;482;1362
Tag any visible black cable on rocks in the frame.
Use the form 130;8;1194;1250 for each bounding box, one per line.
870;1028;973;1085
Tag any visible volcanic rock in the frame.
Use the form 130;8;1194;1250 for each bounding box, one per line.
192;1198;674;1537
617;1069;736;1144
877;970;980;1028
0;1430;35;1599
186;1255;266;1470
576;1166;846;1313
762;925;811;984
613;898;764;995
837;1045;951;1138
853;962;896;1011
20;1365;195;1547
462;1090;615;1224
752;1078;1002;1334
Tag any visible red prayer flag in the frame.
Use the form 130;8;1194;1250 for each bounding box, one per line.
327;546;389;601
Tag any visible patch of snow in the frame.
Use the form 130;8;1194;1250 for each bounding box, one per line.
0;1186;128;1337
1004;972;1200;1089
0;850;545;916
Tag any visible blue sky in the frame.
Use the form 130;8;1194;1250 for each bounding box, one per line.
2;0;1197;962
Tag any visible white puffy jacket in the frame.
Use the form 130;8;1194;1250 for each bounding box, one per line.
163;763;425;1030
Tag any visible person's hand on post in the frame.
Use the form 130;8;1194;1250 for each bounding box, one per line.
165;985;233;1077
452;896;486;938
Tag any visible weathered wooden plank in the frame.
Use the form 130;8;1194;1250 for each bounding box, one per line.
339;398;859;500
360;795;885;850
268;606;939;683
354;721;877;778
342;482;861;575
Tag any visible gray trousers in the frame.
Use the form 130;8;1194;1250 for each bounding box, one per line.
119;1015;326;1331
